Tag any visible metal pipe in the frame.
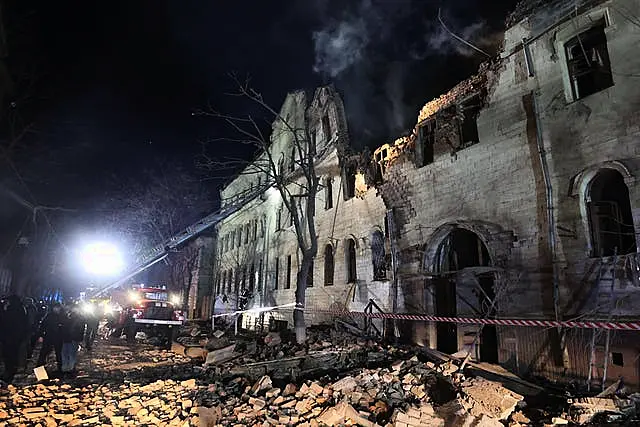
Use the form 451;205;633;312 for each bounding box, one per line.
387;209;400;341
531;90;561;324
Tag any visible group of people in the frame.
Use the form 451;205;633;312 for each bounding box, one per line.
0;296;100;384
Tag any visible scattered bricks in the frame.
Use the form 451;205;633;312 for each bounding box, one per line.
461;378;523;420
181;399;193;410
308;382;323;396
266;388;281;398
283;384;297;396
332;376;357;393
249;397;267;410
252;376;273;395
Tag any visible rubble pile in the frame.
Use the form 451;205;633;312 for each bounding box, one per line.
0;378;201;426
193;355;526;427
89;347;192;371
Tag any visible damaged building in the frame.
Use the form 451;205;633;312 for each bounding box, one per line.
374;0;640;387
213;86;389;332
209;0;640;389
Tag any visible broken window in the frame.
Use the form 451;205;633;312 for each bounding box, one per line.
322;115;331;142
307;260;314;288
371;230;387;281
289;146;295;172
244;223;250;244
253;219;257;240
565;20;613;100
374;148;388;181
274;258;279;290
458;95;481;148
286;255;292;289
346;238;357;283
344;165;356;200
587;169;637;257
324;177;333;209
258;259;263;291
324;244;334;286
415;120;435;167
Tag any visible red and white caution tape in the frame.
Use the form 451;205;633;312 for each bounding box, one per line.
273;307;640;331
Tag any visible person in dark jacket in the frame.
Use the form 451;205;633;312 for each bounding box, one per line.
61;307;85;375
36;303;65;372
24;298;39;359
0;295;29;383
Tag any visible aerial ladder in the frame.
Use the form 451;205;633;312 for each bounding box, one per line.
90;182;270;299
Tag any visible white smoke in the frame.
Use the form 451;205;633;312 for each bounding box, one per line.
312;14;369;77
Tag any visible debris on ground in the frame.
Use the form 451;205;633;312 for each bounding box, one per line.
2;324;639;426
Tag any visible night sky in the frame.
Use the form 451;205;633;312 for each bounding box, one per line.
0;0;519;291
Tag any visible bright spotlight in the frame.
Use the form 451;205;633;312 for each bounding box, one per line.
81;303;95;315
80;242;124;276
170;293;181;306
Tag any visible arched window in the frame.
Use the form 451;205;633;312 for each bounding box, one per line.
324;177;333;210
371;230;386;280
346;238;357;283
588;169;637;256
324;245;334;286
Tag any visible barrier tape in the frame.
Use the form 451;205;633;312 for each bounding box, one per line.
271;307;640;331
212;302;296;318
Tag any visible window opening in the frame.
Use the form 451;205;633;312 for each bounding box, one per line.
344;166;356;199
612;351;624;367
371;231;387;280
587;169;637;256
307;260;314;287
417;120;435;167
346;238;357;283
459;96;481;147
565;20;613;100
286;255;292;289
325;177;333;209
274;258;279;290
322;115;331;142
324;245;334;286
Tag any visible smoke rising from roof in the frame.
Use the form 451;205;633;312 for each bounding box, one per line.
310;0;507;147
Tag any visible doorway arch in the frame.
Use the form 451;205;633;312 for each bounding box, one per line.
431;227;499;362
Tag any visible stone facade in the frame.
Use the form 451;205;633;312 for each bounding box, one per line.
213;87;389;331
205;0;640;387
375;0;640;385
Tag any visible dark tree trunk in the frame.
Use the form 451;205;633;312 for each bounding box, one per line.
294;252;313;344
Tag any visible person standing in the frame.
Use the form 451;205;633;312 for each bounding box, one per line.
83;305;99;351
24;298;39;359
36;303;65;373
0;295;29;383
61;306;85;376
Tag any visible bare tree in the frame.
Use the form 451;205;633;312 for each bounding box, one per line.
168;242;200;313
102;159;214;262
198;77;325;343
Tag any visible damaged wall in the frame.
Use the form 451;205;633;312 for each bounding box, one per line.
375;0;640;387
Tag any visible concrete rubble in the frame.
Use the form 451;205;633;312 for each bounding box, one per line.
4;326;640;425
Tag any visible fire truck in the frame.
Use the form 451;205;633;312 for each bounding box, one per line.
111;284;185;348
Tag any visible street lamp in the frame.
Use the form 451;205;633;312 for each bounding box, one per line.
80;242;124;276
